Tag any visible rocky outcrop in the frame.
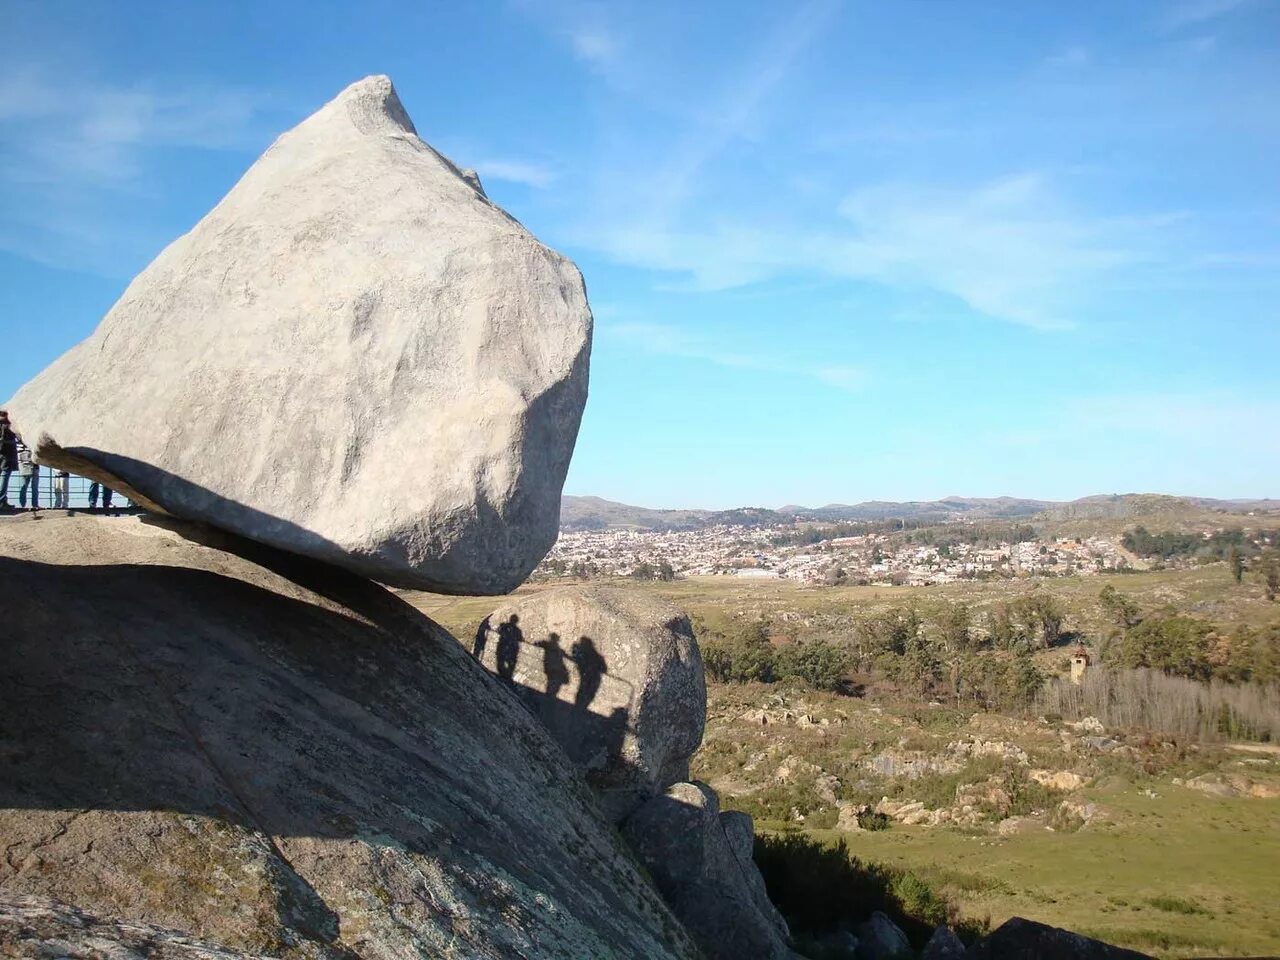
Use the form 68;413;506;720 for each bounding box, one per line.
620;782;796;960
964;917;1152;959
4;75;591;595
475;585;705;822
0;515;698;960
922;924;966;960
0;892;265;960
855;910;912;959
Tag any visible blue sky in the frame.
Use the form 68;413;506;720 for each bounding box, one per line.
2;0;1277;508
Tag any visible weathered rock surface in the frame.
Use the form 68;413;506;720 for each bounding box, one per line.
4;75;591;595
922;924;966;960
475;585;705;822
855;910;912;959
620;781;796;960
0;515;698;960
0;892;265;959
964;917;1152;959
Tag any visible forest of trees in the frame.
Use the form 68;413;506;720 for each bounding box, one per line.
1121;524;1277;561
699;578;1280;738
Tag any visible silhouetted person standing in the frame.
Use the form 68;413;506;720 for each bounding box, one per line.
472;616;492;660
570;636;607;712
536;633;570;700
496;614;521;683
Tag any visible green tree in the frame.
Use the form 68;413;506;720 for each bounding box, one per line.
936;602;975;653
777;640;850;692
1228;546;1244;584
1099;584;1143;630
1115;615;1214;679
1259;551;1280;602
1002;651;1045;708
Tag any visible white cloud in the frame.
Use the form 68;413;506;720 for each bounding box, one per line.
1162;0;1257;29
568;26;619;66
472;158;556;189
609;320;865;392
578;172;1164;330
0;63;278;275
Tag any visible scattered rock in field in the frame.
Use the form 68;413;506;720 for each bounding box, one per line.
1029;769;1089;791
1056;799;1103;827
949;738;1029;765
774;755;822;785
965;916;1153;958
866;750;962;779
1082;736;1122;752
620;782;795;960
855;910;912;959
996;815;1043;837
815;772;841;804
836;802;867;832
922;924;966;960
1182;772;1280;799
5;75;592;594
1069;717;1107;735
1183;773;1238;797
955;779;1013;817
477;585;705;823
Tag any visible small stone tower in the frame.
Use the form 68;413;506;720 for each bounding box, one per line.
1070;644;1090;685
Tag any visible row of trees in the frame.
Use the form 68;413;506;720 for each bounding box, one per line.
1096;584;1280;684
1038;667;1280;742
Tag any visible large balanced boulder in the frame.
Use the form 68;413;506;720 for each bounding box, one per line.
474;585;705;822
4;75;591;595
620;781;797;960
0;515;698;960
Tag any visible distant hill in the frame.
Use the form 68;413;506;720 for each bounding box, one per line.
559;496;789;532
561;493;1278;532
782;496;1054;523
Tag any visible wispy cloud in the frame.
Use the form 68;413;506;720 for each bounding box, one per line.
472;158;556;189
1162;0;1258;29
0;66;271;187
580;172;1164;330
0;63;278;274
610;320;865;392
567;25;619;66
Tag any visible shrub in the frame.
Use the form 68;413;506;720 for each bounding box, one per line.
753;831;960;948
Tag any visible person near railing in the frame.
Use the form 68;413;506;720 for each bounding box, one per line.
88;481;114;511
0;410;15;507
53;469;70;509
16;436;38;510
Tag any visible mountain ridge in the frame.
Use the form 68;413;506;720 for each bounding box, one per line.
560;493;1279;532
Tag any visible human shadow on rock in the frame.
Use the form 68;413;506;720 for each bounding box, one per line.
473;624;631;792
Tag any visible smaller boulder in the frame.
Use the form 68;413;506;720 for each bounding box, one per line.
856;911;912;959
476;586;705;821
964;917;1153;959
923;925;965;960
621;782;795;960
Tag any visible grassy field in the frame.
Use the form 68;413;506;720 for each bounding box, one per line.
407;563;1280;654
793;780;1280;957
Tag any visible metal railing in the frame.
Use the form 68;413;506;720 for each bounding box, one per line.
0;469;135;512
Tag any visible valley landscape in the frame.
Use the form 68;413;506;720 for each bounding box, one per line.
411;493;1280;958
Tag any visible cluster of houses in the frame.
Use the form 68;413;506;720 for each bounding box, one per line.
536;524;1140;586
